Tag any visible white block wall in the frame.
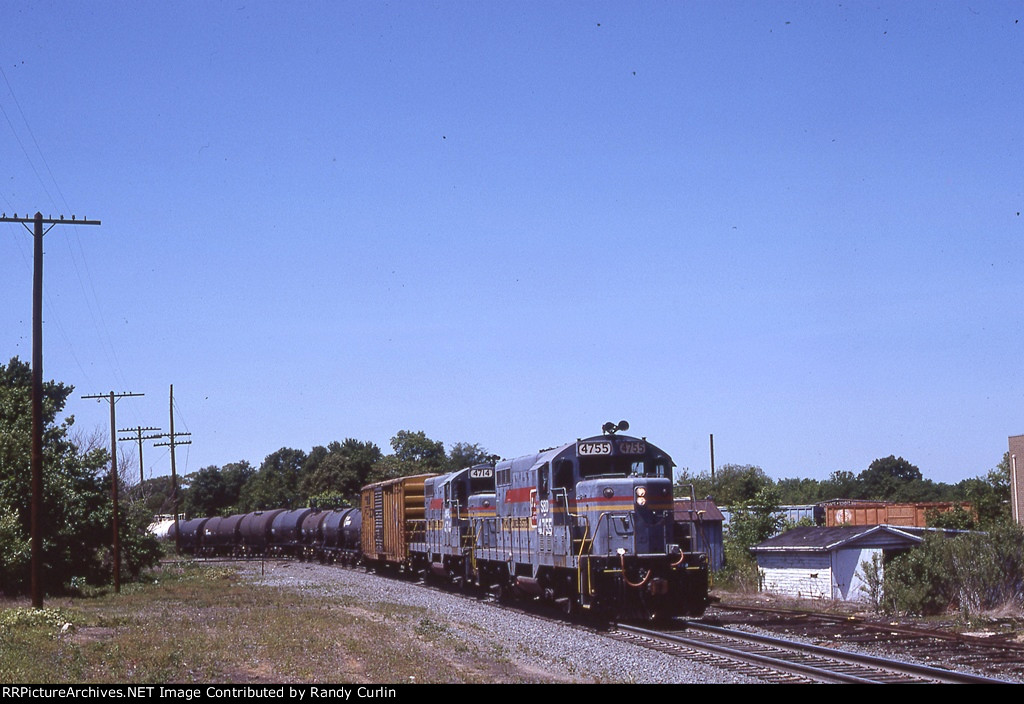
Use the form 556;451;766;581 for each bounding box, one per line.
758;553;832;600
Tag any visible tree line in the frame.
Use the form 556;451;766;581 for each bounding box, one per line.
136;432;494;520
675;453;1011;530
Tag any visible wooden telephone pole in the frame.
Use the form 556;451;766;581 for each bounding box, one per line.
81;391;143;593
2;211;100;608
154;384;191;553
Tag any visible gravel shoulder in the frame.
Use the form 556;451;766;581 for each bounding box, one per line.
240;560;763;684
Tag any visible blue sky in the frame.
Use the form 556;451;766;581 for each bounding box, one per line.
1;1;1020;486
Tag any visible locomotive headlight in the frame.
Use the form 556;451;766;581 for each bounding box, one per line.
635;486;647;506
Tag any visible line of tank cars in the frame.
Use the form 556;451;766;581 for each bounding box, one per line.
169;426;710;621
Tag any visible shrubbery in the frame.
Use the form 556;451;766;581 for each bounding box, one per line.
0;357;161;595
716;487;784;591
881;523;1024;618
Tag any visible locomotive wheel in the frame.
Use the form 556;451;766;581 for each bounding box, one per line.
493;582;512;603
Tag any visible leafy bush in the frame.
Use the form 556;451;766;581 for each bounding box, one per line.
716;487;784;591
0;357;161;595
882;524;1024;617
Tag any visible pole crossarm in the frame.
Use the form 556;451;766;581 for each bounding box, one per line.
82;392;144;402
118;426;161;485
1;214;101;224
153;433;192;448
118;426;161;439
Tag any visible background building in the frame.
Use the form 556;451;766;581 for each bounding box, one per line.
1009;435;1024;525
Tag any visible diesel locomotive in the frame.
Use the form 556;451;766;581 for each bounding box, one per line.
172;425;710;622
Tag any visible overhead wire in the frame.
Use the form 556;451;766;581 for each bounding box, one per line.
1;60;142;435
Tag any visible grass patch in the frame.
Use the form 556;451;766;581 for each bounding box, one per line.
0;562;565;684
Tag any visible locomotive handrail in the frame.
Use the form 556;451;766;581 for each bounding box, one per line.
575;512;608;599
464;520;478;572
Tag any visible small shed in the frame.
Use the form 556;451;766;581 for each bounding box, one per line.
751;525;931;601
674;498;725;572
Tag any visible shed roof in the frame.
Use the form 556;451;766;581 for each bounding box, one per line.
751;524;928;553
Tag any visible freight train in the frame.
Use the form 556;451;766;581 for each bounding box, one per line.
169;426;710;622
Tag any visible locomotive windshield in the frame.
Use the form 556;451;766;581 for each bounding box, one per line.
467;465;495;495
578;455;670;479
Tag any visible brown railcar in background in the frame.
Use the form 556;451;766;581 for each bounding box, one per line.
825;500;974;527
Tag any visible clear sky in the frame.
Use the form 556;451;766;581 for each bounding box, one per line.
1;1;1020;486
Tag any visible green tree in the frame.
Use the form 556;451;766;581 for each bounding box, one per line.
130;474;177;517
390;430;446;469
447;441;493;470
370;430;447;482
0;357;160;594
775;477;823;504
715;486;785;591
819;470;861;499
239;448;307;510
858;455;923;500
301;439;382;502
675;463;772;506
182;461;254;517
956;453;1012;529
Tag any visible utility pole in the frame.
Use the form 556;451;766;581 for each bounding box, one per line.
2;211;100;608
154;384;191;554
82;391;143;593
118;425;161;485
710;433;716;495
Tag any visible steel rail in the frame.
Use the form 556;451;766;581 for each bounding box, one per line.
617;622;1013;684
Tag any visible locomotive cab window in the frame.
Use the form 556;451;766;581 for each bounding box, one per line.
631;460;670;478
537;463;549;498
554;459;574;490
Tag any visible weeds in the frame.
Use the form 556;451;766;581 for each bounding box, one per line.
0;563;559;684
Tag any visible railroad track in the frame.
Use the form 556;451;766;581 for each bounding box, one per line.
713;600;1024;649
607;621;1013;684
707;600;1024;680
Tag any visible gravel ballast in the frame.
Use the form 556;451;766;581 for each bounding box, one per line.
239;560;762;684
